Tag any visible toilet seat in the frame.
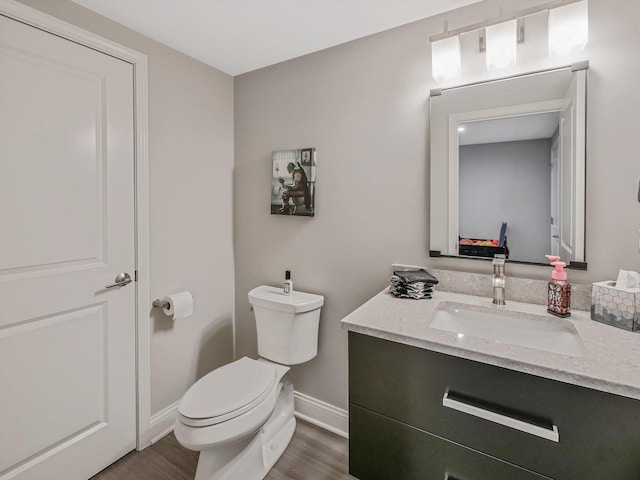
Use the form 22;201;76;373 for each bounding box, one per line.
178;357;278;427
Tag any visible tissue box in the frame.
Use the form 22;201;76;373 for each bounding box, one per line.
591;281;640;332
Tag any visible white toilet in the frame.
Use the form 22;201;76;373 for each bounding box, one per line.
174;285;324;480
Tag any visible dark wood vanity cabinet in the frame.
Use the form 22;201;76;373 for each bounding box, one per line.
348;332;640;480
350;405;549;480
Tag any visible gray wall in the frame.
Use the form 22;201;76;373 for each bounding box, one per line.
18;0;640;424
459;140;551;263
18;0;236;416
235;0;640;413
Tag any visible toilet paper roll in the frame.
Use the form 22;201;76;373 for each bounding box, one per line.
162;291;193;320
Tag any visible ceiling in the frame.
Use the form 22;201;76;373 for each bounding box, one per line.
459;112;560;146
70;0;482;76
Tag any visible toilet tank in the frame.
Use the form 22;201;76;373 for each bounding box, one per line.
248;285;324;365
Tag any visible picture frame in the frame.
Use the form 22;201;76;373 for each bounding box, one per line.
271;148;316;216
300;148;313;166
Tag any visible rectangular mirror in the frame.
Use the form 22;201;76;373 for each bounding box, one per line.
429;65;587;267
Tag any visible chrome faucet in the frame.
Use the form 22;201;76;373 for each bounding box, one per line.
492;254;506;305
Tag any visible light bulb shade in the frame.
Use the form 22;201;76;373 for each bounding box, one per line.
548;0;588;57
485;19;517;71
431;36;461;81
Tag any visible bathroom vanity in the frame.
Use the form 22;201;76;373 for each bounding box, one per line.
342;290;640;480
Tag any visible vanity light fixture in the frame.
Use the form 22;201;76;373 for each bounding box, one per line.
431;35;461;81
429;0;588;81
458;126;466;132
485;19;518;71
548;0;588;57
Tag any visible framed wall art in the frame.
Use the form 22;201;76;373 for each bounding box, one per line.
271;148;316;216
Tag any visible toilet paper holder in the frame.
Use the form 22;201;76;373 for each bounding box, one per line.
152;299;170;309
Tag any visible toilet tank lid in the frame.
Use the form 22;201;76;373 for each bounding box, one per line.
248;285;324;313
178;357;277;420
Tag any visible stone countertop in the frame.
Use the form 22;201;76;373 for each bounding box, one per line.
341;289;640;401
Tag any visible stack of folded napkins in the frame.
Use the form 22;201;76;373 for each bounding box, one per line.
389;269;439;299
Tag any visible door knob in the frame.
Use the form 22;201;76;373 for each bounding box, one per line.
105;272;132;289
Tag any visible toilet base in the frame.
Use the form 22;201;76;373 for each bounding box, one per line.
193;378;296;480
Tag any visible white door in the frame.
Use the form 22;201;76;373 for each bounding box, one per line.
558;104;575;262
0;13;136;480
550;136;560;257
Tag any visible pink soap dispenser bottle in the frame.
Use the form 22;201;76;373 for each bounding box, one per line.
546;255;571;318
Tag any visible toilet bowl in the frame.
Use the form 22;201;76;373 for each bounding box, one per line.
174;286;324;480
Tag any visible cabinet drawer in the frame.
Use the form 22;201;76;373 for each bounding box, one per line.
350;404;551;480
349;332;640;479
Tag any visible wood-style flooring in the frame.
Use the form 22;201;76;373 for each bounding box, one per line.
91;419;356;480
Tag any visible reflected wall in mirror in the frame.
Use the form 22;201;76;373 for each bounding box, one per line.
429;65;587;267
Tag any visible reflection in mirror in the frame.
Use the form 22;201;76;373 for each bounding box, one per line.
459;113;559;263
429;65;587;267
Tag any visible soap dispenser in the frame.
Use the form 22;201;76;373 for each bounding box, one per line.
546;255;571;318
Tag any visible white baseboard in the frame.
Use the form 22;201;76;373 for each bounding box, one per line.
294;391;349;439
145;391;349;446
148;401;179;444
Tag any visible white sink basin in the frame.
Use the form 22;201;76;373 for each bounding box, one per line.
429;302;586;357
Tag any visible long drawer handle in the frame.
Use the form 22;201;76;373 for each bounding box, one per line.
442;392;559;443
